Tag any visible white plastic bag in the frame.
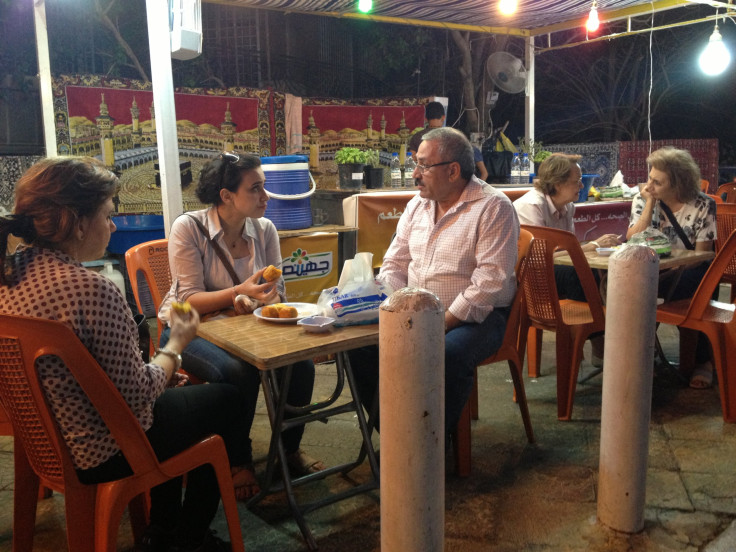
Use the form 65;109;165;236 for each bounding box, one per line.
317;252;393;327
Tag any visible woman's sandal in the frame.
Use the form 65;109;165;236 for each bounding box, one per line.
231;464;260;501
689;363;714;389
286;449;326;477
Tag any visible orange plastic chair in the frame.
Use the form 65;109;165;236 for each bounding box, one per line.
0;314;244;552
125;239;171;353
717;182;736;203
519;225;606;421
453;229;536;477
716;204;736;302
656;230;736;422
701;179;710;193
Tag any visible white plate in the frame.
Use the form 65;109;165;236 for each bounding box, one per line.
596;247;617;256
253;302;321;324
297;315;336;333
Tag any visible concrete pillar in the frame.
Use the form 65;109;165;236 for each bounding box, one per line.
379;287;445;552
597;245;659;532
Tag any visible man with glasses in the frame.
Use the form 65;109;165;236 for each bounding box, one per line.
350;127;520;445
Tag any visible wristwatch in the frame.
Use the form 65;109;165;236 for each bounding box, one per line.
155;347;182;371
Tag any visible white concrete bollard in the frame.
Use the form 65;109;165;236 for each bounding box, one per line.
379;287;445;552
597;245;659;533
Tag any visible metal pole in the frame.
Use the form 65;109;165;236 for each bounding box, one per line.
380;288;445;552
597;245;659;532
145;0;183;236
32;0;57;157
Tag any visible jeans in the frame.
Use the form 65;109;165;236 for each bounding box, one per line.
160;327;316;461
77;383;249;544
348;306;510;436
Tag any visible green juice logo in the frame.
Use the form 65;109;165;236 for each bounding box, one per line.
282;248;333;281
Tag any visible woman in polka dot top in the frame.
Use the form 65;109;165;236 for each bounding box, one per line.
0;157;247;552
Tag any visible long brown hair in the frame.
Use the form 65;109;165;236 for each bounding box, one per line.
0;156;119;285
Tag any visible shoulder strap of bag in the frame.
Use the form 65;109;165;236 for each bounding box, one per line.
658;201;695;250
186;214;241;286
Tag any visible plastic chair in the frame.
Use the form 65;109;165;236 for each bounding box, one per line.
453;229;536;476
717;182;736;203
519;225;606;421
656;230;736;422
701;179;710;193
0;314;244;552
716;204;736;302
125;239;171;352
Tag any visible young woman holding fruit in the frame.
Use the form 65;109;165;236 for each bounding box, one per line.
0;156;247;552
158;152;325;498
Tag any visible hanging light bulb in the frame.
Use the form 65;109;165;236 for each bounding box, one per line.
586;0;600;33
699;23;731;76
357;0;372;13
499;0;517;16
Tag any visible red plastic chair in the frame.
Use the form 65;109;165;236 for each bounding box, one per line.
0;314;244;552
656;230;736;422
716;204;736;302
519;225;606;420
717;182;736;203
453;229;536;476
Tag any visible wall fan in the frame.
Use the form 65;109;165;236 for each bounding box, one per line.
486;52;528;94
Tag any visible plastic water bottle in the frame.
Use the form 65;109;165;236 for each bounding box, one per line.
521;153;530;185
510;153;521;185
390;153;402;189
103;261;126;297
403;154;416;187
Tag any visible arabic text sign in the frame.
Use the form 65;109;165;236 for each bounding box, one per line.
280;233;338;303
573;200;632;242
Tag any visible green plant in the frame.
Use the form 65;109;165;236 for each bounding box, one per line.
518;138;552;164
364;149;381;168
334;147;367;165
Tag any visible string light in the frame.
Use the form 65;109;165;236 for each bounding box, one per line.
699;21;731;76
499;0;517;16
586;0;600;33
357;0;372;13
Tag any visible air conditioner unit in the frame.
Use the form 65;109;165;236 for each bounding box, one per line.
170;0;202;60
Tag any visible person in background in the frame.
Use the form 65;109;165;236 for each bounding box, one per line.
349;127;519;442
473;144;489;181
627;146;717;388
158;152;325;499
0;157;248;552
408;101;446;157
513;153;621;367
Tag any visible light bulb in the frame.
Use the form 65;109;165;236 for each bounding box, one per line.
586;5;600;32
499;0;517;16
357;0;372;13
699;26;731;76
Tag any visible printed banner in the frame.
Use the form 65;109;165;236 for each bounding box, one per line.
280;233;338;303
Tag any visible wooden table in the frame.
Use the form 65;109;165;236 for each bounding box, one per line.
197;314;379;551
555;247;715;381
554;247;715;271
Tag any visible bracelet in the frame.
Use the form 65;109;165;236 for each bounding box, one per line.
155;347;182;371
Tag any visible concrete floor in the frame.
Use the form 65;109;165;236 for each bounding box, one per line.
2;321;736;551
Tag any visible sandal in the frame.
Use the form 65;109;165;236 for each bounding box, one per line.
689;363;713;389
231;464;260;501
286;449;326;476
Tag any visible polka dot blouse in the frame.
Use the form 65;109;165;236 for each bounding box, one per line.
0;246;169;470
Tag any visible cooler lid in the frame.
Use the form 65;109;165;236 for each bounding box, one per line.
260;155;308;164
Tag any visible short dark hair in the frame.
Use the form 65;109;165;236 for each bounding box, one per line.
423;127;475;181
196;151;261;205
425;101;445;121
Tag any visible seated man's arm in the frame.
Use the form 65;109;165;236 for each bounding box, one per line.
448;200;520;324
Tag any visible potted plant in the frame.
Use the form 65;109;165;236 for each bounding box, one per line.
363;149;384;189
334;147;367;190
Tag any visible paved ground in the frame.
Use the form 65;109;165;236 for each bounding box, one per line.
1;320;736;551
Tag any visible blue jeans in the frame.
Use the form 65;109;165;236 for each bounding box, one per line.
160;327;316;461
348;306;509;436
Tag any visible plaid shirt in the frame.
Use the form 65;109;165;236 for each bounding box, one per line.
379;177;519;323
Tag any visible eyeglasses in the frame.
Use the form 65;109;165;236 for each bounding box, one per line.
220;151;239;164
415;160;454;174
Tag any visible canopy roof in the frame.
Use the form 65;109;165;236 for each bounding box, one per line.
205;0;732;37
